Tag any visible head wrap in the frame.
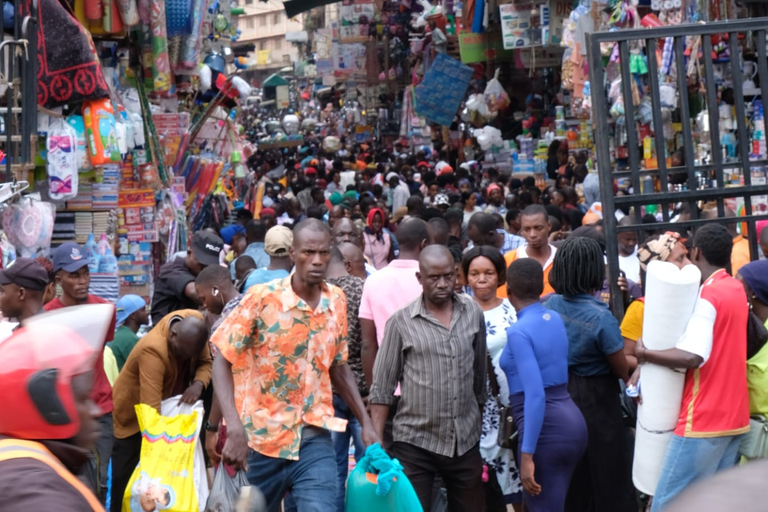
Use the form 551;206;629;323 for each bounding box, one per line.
739;260;768;306
366;208;386;241
637;232;682;272
329;192;343;205
344;190;358;201
487;183;502;194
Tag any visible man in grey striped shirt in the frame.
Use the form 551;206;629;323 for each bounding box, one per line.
369;245;488;511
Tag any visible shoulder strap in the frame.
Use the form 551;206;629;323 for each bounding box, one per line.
0;439;105;512
487;352;502;402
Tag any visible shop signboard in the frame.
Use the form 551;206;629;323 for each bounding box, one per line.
548;0;572;45
458;31;515;64
499;2;545;49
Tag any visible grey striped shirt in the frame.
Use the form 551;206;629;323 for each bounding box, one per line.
369;293;488;457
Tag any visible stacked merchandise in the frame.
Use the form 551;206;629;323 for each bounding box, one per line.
52;212;77;245
75;212;94;245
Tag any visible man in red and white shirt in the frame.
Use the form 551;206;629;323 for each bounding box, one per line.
636;223;749;511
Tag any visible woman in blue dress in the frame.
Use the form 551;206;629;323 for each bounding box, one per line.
501;258;587;511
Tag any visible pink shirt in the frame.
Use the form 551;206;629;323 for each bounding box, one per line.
359;259;422;345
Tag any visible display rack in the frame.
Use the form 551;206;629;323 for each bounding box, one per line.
589;19;768;317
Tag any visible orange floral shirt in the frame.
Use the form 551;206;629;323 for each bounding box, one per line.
211;276;349;460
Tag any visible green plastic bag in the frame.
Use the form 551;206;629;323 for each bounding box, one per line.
345;444;423;512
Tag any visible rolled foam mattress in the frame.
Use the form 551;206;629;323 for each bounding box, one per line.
632;260;701;495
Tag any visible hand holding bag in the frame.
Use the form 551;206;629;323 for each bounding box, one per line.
487;353;518;449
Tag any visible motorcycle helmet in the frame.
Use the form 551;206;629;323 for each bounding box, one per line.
0;304;113;440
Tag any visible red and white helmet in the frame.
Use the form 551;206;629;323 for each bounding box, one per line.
0;304;113;440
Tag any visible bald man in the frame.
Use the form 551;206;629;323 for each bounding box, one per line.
338;242;367;280
110;310;211;512
369;245;487;511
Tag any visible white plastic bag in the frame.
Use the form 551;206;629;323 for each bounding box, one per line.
484;70;510;113
161;396;209;512
204;469;264;512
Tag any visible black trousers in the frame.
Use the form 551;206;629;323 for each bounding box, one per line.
565;373;637;512
110;432;142;512
390;441;485;512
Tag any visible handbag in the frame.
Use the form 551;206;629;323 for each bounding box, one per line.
487;353;518;450
739;415;768;459
747;310;768;360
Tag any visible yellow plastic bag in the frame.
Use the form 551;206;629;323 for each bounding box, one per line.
123;404;199;512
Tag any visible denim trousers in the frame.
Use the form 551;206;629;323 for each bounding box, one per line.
245;431;337;512
650;433;742;512
331;393;365;512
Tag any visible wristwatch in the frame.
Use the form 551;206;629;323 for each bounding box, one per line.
205;420;219;433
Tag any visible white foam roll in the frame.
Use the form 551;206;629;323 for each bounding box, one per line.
641;261;701;351
632;260;701;495
633;365;686;494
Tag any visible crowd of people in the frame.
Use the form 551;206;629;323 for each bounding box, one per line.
0;139;767;512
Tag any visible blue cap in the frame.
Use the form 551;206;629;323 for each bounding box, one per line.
116;294;146;325
53;242;89;273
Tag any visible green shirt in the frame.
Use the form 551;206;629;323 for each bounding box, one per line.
109;325;140;371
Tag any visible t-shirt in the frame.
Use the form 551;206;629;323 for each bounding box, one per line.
620;299;645;342
244;268;290;291
497;244;557;299
45;295;116;415
674;269;750;437
543;294;625;377
359;259;422;345
150;257;198;325
619;248;641;284
109;325;140;371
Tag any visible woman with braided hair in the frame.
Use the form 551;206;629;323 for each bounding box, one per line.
543;236;636;512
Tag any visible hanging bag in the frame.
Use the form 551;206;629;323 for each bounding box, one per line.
488;352;518;449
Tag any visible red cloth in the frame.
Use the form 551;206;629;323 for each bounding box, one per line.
45;295;116;415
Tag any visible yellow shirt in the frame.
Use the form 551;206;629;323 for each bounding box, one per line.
620;299;645;342
732;235;751;276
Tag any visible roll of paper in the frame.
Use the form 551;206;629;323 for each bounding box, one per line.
632;260;701;495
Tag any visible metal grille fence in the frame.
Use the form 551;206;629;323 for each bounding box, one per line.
588;19;768;317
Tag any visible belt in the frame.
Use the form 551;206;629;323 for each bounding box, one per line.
301;425;328;440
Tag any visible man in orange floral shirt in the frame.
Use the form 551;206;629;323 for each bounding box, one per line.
211;219;380;511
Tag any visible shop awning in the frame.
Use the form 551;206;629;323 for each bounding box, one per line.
262;73;290;88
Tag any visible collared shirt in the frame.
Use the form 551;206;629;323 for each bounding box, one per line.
466;229;525;255
543;294;624;377
210;294;243;357
327;275;367;396
369;293;488;457
359;259;422;345
211;276;349;460
243;242;271;268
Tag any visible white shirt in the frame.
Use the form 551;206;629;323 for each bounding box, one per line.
619;248;641;283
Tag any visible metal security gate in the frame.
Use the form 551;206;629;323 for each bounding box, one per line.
588;19;768;317
0;0;38;182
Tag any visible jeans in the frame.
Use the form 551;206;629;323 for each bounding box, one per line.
245;430;337;512
650;434;742;512
331;394;365;512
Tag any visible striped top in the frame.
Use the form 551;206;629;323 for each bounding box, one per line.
369;293;488;457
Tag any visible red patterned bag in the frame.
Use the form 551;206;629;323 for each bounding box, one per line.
21;0;110;108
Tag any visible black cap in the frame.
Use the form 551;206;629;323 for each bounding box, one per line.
0;258;50;291
191;231;224;267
